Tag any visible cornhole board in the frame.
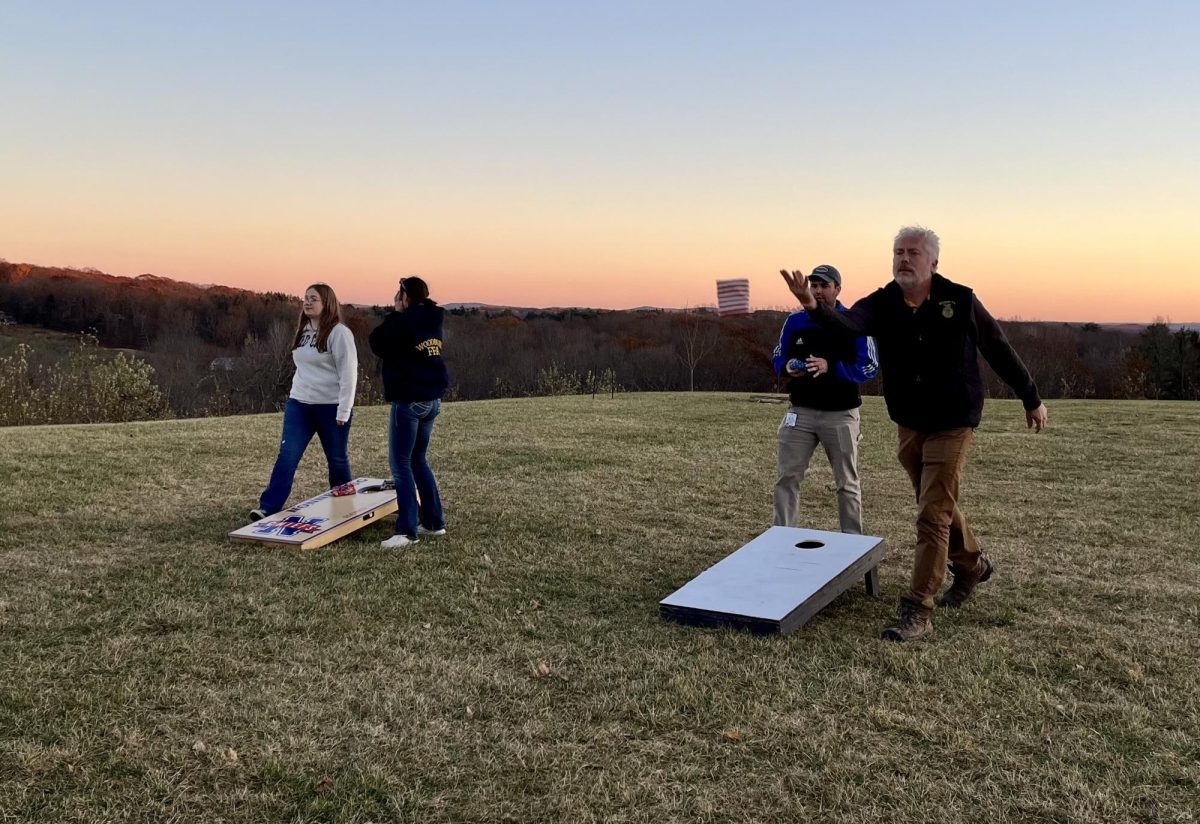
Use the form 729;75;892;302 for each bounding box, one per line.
660;527;886;635
229;477;397;550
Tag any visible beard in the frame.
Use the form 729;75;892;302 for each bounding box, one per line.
893;270;930;290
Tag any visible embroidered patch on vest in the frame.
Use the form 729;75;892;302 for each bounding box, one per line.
940;300;955;319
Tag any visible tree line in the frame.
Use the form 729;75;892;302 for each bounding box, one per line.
1;264;1197;426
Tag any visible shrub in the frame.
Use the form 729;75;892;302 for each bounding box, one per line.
584;367;623;397
0;344;40;426
534;362;582;396
0;335;170;426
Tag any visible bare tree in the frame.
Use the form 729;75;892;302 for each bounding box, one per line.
673;308;720;392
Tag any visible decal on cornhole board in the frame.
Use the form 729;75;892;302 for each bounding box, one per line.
660;526;886;635
229;477;397;550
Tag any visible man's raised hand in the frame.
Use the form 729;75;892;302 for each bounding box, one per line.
780;269;817;309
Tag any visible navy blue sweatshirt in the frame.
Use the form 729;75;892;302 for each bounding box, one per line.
368;301;449;402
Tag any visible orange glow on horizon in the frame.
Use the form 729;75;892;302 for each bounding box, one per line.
3;195;1196;324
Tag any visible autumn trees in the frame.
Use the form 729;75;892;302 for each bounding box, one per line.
1;262;1196;426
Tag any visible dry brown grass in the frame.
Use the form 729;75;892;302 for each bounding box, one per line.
1;394;1197;822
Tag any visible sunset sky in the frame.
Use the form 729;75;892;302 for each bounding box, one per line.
3;2;1198;322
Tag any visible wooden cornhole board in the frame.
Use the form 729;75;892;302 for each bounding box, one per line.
229;477;397;550
660;527;886;635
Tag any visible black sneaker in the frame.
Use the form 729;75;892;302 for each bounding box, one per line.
248;508;268;523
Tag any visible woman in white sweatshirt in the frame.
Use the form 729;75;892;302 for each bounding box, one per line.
250;283;358;520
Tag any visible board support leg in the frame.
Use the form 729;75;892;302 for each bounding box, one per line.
864;566;880;598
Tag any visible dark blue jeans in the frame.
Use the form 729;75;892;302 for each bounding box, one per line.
389;399;445;539
259;398;353;513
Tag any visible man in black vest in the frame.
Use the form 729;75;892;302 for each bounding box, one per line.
781;226;1048;642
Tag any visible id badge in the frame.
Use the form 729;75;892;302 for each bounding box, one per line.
784;412;797;427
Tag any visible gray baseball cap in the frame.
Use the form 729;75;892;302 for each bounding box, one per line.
809;264;841;286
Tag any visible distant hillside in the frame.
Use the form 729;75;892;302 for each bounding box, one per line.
0;260;256;300
3;260;1194;327
0;262;711;315
0;259;305;369
1098;321;1199;334
3;257;1199;415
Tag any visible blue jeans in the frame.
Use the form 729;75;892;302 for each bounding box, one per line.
259;399;353;513
389;399;445;539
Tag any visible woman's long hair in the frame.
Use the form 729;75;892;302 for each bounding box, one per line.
291;283;342;352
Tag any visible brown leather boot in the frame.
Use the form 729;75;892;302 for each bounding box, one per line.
938;555;994;608
880;601;933;642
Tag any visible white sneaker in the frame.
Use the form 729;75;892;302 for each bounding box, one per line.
380;534;419;549
418;526;447;537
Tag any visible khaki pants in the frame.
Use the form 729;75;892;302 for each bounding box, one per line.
896;426;983;610
773;406;863;534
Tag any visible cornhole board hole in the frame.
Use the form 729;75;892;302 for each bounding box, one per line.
660;527;886;635
229;477;397;550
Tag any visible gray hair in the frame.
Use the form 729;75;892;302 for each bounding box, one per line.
894;225;940;262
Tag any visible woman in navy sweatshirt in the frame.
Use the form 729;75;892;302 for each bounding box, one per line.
368;276;450;549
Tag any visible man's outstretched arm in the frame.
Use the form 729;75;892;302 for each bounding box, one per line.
779;269;878;337
973;297;1048;432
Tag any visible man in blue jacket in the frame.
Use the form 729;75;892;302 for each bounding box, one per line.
772;264;879;535
781;227;1048;642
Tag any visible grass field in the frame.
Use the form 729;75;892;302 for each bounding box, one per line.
2;393;1197;822
0;324;138;361
0;325;91;360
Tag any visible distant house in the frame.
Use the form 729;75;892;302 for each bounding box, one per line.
209;356;245;371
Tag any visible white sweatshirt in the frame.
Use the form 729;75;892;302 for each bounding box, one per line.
289;322;358;422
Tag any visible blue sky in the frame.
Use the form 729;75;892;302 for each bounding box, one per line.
3;1;1198;320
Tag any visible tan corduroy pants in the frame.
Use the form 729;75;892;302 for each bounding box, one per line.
896;426;984;610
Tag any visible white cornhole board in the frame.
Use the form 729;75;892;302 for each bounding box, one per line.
229;477;397;550
660;527;886;635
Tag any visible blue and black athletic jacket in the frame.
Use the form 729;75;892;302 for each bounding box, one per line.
772;302;878;411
